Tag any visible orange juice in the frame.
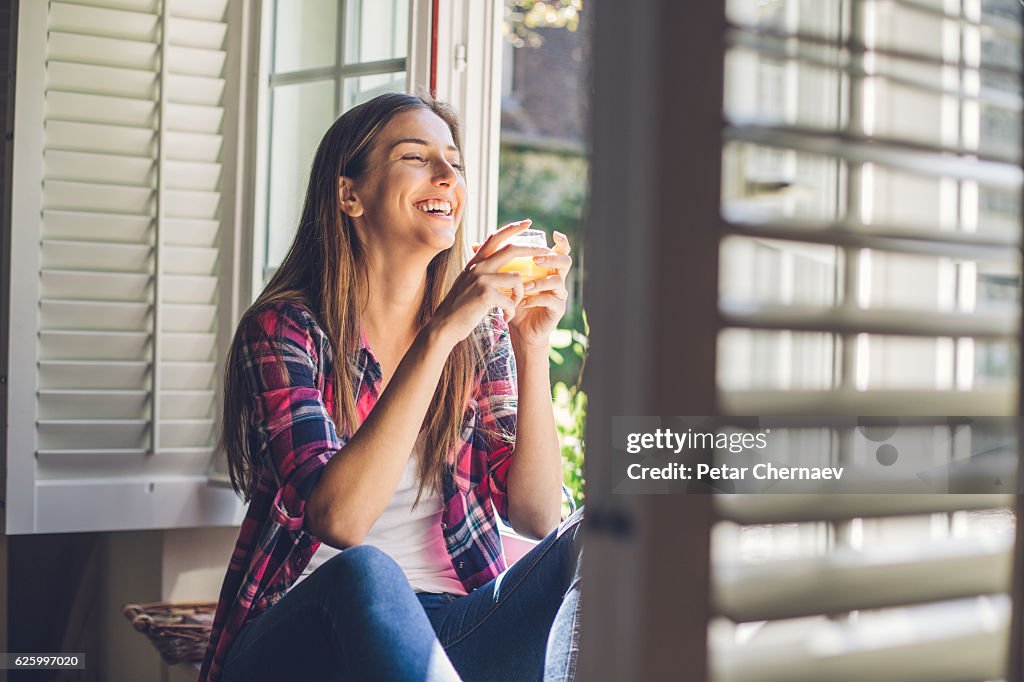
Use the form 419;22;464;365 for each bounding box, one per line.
499;256;551;284
494;227;551;295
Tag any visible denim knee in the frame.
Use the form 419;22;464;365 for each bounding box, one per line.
320;545;406;593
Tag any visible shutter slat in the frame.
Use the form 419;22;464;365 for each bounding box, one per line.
720;302;1018;340
163;189;220;220
710;597;1009;682
164;131;222;162
43;210;151;242
724;126;1023;189
168;0;227;23
38;389;148;420
164;160;221;191
166;16;226;50
166;45;226;77
715;493;1013;524
39;330;150;361
37;420;148;450
165;73;225;107
48;2;159;42
165;102;223;134
163;246;218;275
721;217;1020;260
158;418;215;448
163;217;219;246
48;31;158;70
46;120;156;157
41;270;150;302
159;390;215;419
715;538;1012;622
720;388;1016;416
161;332;216;361
43;179;154;214
161;303;216;333
162;275;216;303
47;60;158;99
56;0;158;13
46;91;157;128
42;239;151;272
160;361;215;389
723;22;1022;79
724;33;1024;115
45;150;155;187
36;448;213;479
40;300;150;331
39;360;149;389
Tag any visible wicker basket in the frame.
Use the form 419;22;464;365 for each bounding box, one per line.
122;601;216;665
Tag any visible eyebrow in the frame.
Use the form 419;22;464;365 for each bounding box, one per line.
390;138;460;153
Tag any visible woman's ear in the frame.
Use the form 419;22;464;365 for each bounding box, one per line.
338;176;364;218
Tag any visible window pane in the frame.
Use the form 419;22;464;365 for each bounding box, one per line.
342;71;406;110
273;0;338;73
344;0;410;64
267;80;336;266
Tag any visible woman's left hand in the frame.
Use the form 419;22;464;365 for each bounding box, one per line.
508;231;573;347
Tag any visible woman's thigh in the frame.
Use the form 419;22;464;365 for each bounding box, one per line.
223;545;457;682
420;506;585;682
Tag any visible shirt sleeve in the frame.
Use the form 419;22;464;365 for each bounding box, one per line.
476;313;518;525
239;302;345;531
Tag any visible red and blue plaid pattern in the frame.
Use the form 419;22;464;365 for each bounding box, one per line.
199;301;517;682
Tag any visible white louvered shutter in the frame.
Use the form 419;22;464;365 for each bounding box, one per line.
712;0;1021;680
7;0;243;533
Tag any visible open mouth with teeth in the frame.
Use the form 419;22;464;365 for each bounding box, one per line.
414;199;453;217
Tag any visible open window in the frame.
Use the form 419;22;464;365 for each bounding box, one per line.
4;0;507;534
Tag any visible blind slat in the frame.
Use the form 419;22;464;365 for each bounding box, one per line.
715;538;1012;622
711;597;1009;682
720;302;1017;340
716;494;1013;524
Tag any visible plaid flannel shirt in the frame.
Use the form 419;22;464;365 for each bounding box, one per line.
198;301;517;682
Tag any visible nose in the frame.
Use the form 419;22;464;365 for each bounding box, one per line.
432;158;458;186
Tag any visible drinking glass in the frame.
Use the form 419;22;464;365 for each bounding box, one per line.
497;228;552;289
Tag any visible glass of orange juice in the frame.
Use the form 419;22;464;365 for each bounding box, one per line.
497;229;551;293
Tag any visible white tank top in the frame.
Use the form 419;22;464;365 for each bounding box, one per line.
294;447;468;596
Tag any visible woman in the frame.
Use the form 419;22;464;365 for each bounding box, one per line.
198;92;584;682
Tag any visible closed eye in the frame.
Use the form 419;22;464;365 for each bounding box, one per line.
402;154;427;163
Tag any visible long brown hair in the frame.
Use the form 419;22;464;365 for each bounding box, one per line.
222;92;486;507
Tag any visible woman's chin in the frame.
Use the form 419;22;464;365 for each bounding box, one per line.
423;225;458;251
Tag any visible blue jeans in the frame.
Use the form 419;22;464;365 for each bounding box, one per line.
221;505;584;681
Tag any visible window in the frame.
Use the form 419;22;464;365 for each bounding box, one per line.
261;0;411;277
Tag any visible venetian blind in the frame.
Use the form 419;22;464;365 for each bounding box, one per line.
7;0;243;532
711;0;1021;680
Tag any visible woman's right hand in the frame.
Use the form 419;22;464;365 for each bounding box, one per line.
426;220;547;348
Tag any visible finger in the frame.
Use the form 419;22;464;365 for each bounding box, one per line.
552;230;571;255
523;275;567;297
476;272;526;289
517;292;567;310
474;244;550;272
493;295;517;323
469;219;532;265
531;253;571;276
471;242;481;253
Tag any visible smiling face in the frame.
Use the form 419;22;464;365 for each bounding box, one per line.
340;107;467;260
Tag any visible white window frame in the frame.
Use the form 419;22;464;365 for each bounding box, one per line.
249;0;502;293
